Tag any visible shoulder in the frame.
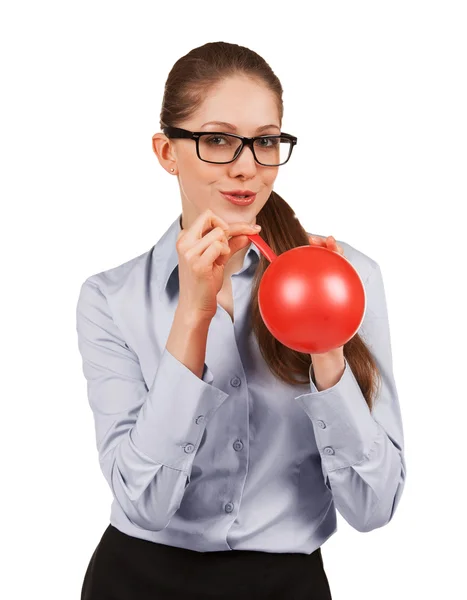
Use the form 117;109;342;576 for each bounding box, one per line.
76;245;163;364
79;246;154;297
76;245;156;332
305;231;378;285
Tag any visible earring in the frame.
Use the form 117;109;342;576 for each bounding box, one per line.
170;168;174;173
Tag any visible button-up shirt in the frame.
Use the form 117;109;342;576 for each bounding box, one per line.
75;213;406;553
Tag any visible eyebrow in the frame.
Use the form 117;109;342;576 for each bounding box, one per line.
201;121;280;133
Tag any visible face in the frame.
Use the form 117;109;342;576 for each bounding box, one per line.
152;76;281;231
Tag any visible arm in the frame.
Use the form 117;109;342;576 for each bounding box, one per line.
75;278;229;531
166;306;212;381
310;349;346;391
294;262;406;533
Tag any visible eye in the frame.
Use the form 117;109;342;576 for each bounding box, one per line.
205;135;230;145
256;136;279;148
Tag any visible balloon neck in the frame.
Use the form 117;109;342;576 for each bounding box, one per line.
247;234;277;263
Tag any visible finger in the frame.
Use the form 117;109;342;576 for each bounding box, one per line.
186;225;230;259
309;235;326;246
326;236;344;255
196;239;230;268
227;233;252;257
310;234;344;255
184;210;230;246
225;222;261;239
224;223;261;257
180;210;231;257
213;241;233;267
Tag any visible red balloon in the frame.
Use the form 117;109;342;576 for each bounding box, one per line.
247;234;366;354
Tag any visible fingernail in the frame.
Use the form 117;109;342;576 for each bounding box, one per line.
253;225;261;230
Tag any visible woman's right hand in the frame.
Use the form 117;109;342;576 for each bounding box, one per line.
175;209;260;324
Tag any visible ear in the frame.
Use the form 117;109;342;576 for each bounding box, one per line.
152;132;177;174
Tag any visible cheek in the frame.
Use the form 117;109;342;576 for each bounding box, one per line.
179;159;213;194
261;171;279;198
257;194;270;213
263;168;279;186
189;171;223;211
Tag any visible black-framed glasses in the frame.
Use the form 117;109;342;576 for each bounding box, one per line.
162;126;297;167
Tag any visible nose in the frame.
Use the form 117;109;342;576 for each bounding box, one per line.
229;142;258;174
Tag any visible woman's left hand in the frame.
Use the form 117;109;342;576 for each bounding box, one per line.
308;234;344;256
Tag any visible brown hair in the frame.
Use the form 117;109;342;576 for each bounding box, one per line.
160;41;381;412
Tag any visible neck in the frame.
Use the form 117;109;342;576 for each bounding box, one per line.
223;246;249;279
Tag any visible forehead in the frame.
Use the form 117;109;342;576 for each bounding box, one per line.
191;77;280;131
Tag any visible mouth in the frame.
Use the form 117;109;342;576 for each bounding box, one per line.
220;191;257;206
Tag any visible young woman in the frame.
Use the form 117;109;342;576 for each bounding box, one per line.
76;41;406;600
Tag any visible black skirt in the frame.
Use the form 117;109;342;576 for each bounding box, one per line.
81;523;332;600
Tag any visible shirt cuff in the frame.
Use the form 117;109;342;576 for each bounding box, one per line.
130;348;229;470
294;358;379;471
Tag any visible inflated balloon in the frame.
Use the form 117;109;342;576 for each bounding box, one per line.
246;234;366;354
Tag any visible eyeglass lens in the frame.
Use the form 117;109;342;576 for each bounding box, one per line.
198;134;292;165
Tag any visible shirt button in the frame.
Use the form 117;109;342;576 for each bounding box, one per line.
316;420;326;429
230;377;241;387
323;446;335;455
184;444;195;453
195;416;205;425
225;502;234;513
233;440;243;451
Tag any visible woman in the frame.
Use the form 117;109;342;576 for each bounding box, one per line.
76;41;406;600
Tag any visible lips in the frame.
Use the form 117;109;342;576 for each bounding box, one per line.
220;189;256;197
221;192;257;206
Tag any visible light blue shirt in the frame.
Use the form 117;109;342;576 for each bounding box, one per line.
75;213;406;553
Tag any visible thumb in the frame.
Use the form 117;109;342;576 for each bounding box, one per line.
214;234;250;267
227;234;252;257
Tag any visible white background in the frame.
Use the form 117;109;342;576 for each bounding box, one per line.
1;1;466;598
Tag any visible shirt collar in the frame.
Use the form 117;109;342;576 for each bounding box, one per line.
154;213;262;299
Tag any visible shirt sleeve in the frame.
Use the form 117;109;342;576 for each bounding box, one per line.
75;278;230;532
294;261;406;533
